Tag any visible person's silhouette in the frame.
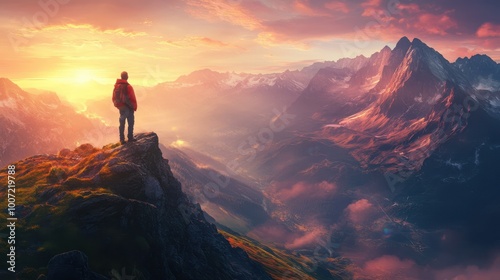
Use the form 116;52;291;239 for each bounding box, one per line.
112;71;137;144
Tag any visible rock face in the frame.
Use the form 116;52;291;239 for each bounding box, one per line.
45;251;108;280
323;37;475;173
0;132;271;280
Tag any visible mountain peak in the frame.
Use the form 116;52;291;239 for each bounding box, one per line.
0;77;23;95
0;132;271;279
454;53;500;91
0;77;15;84
381;45;392;53
401;36;462;83
407;37;439;57
469;54;497;66
411;37;424;45
328;36;474;173
394;36;411;51
174;68;227;84
456;54;497;64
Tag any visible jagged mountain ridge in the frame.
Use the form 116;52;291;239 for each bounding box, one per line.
163;53;373;93
238;37;500;276
166;68;308;93
244;36;499;204
322;37;477;173
0;133;271;280
454;54;500;119
454;54;500;91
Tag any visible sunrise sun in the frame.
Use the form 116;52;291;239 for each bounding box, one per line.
73;69;95;84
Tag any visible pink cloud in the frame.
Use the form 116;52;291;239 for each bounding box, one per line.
346;198;374;224
260;15;361;43
361;0;383;17
444;47;479;60
248;221;327;250
415;13;458;35
285;229;323;249
199;37;229;47
274;181;337;201
360;1;460;39
186;0;262;30
396;3;421;13
290;0;351;17
247;222;296;245
476;22;500;38
293;0;325;16
363;255;419;279
430;38;500;62
324;1;350;14
356;254;500;280
434;256;500;280
480;38;500;50
247;221;326;250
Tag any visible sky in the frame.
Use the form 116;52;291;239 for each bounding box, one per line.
0;0;499;100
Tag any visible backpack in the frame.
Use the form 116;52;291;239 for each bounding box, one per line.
112;83;131;108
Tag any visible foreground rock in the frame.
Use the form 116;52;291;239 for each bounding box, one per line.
0;132;271;280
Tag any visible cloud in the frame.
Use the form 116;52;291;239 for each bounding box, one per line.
2;0;177;31
433;256;500;280
396;3;421;13
363;255;420;279
425;38;500;62
2;0;500;95
186;0;262;30
292;0;332;17
361;0;383;17
248;221;327;250
198;37;230;47
38;23;148;37
415;13;458;35
476;22;500;38
324;1;350;14
159;36;234;49
356;254;500;280
293;0;321;16
346;198;374;224
256;0;463;46
247;222;296;245
272;181;337;202
444;47;480;61
285;229;324;249
260;15;359;43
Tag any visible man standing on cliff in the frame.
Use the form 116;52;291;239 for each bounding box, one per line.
112;71;137;144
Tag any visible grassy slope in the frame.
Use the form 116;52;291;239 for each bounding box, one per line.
220;230;353;280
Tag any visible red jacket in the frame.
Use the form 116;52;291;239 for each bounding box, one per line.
113;79;137;111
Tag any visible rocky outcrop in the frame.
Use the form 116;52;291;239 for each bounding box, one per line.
0;132;271;280
38;250;107;280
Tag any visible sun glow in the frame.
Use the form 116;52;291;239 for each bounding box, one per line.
171;139;188;148
73;69;96;84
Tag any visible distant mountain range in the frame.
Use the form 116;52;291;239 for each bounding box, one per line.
250;36;500;176
159;36;500;277
241;37;500;277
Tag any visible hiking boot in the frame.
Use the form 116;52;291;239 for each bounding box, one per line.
120;140;126;145
128;138;137;143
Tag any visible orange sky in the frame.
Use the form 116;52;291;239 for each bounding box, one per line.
0;0;499;102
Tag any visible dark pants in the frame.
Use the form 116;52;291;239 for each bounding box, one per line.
119;106;134;141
